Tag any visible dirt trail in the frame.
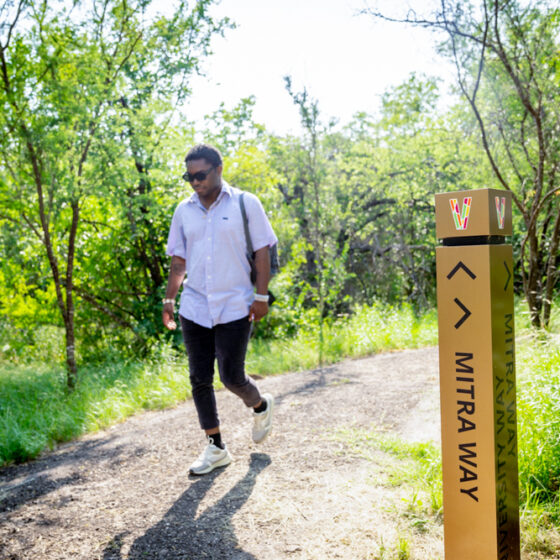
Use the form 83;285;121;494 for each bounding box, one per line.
0;348;443;559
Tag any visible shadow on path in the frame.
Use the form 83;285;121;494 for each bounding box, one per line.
0;438;142;513
274;367;330;404
273;364;361;410
103;452;271;560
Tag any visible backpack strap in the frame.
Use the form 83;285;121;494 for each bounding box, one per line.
239;192;277;299
239;192;254;256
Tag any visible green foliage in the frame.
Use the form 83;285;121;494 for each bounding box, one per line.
0;0;232;380
517;333;560;517
437;0;560;326
279;78;354;364
248;302;438;374
265;73;495;324
0;323;65;365
202;96;266;154
322;303;560;551
365;1;560;326
1;44;546;369
337;425;443;517
0;342;189;466
0;301;436;466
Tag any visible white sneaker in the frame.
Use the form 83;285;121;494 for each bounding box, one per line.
189;439;232;475
252;393;274;443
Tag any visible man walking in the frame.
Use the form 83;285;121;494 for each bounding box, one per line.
162;144;277;475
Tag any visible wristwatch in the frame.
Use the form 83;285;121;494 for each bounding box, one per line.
254;293;269;303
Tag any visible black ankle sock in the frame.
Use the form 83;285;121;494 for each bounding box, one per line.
253;400;267;414
208;433;224;449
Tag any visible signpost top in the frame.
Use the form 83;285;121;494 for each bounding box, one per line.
435;188;512;239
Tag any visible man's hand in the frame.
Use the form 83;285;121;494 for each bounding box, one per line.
163;303;177;330
249;301;269;322
162;256;185;331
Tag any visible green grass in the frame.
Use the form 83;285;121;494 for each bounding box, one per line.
515;331;560;555
331;426;443;520
0;302;437;467
1;295;559;539
517;334;560;510
247;302;438;374
328;309;560;556
0;343;190;465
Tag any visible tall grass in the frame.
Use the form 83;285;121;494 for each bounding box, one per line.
349;306;560;553
0;302;437;467
2;295;559;523
247;303;438;374
512;302;560;525
516;333;560;521
0;343;190;465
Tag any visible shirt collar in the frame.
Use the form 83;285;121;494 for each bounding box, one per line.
187;179;232;205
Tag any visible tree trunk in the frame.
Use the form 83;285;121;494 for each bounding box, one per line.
525;226;542;328
542;205;560;327
65;321;78;389
63;200;80;389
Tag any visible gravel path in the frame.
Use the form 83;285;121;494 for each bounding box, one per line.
1;347;443;559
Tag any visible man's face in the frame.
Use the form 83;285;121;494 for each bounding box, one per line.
186;158;222;201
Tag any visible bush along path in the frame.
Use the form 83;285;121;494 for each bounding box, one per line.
0;347;554;559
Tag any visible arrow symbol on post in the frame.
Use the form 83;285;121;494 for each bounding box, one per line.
447;261;477;280
504;261;511;291
454;298;472;329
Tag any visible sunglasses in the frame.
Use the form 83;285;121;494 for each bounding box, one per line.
182;166;215;183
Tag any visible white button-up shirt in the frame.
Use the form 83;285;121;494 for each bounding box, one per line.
166;181;278;328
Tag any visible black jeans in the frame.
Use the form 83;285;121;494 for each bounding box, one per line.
180;315;262;430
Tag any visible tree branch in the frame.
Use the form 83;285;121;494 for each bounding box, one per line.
73;286;135;329
0;0;26;51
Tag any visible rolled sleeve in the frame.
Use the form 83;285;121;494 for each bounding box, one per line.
166;203;187;259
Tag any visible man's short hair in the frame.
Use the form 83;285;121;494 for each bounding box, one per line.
185;144;223;168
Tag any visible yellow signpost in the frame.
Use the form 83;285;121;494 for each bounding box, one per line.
435;189;520;559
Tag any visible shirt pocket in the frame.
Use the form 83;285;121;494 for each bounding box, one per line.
182;211;205;244
216;208;245;249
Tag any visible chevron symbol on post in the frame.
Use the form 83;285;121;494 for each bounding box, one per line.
453;298;472;329
447;261;477;281
504;261;512;291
